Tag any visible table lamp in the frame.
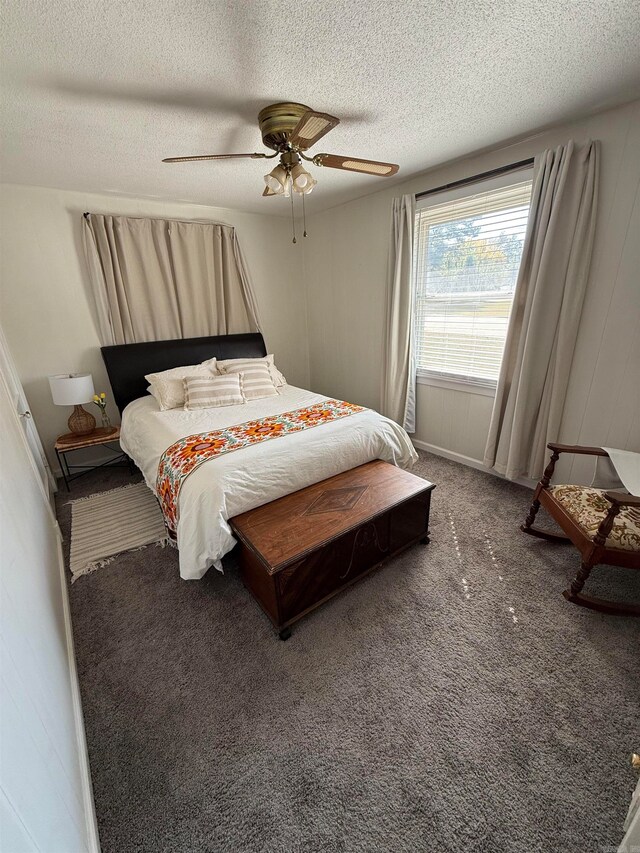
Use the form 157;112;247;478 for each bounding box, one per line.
49;373;96;436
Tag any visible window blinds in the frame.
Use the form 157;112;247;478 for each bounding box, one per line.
414;178;532;384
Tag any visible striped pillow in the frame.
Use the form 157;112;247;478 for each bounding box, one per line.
183;373;245;410
222;361;279;400
216;354;286;387
145;362;216;411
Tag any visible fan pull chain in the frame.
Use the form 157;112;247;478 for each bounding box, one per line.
290;184;296;244
302;192;308;238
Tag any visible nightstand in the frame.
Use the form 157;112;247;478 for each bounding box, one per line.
54;426;134;491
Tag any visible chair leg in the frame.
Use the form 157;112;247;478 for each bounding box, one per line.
521;449;571;542
567;561;593;597
521;497;541;531
563;562;640;616
520;497;571;543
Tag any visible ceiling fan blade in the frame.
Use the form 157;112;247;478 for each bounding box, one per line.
288;111;340;150
162;153;268;163
313;153;399;176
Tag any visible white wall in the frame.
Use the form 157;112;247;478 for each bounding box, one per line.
0;185;307;469
304;98;640;483
1;100;638;485
0;359;98;851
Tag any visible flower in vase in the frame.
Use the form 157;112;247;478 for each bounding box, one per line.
92;393;108;413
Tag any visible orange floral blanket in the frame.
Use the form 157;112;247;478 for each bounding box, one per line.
156;399;365;538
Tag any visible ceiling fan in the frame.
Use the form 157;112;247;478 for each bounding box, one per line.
162;101;399;199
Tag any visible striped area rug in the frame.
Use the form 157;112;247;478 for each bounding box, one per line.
69;483;169;581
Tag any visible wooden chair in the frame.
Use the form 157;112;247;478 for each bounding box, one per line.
521;443;640;615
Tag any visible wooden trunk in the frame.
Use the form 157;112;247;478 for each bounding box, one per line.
230;460;435;638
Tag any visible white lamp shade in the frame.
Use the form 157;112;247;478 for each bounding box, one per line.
49;373;95;406
264;165;288;194
291;163;311;190
299;175;317;195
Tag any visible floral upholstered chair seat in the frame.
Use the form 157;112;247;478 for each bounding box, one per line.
522;443;640;615
549;485;640;551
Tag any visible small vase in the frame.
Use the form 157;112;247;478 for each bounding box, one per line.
101;411;111;430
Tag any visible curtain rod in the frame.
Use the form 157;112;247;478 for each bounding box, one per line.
415;157;535;201
82;211;235;228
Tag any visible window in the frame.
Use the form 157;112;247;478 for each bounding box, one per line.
414;172;533;387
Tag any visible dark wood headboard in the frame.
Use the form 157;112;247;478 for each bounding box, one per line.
101;332;267;413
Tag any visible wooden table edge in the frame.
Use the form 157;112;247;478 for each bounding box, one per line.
54;426;120;450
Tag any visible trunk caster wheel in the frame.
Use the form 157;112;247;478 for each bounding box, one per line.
278;627;292;641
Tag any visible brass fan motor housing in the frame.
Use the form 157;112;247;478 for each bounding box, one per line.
258;102;311;151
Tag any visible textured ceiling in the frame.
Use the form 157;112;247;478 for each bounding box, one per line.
2;0;640;216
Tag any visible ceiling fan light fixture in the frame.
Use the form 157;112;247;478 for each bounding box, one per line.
163;102;399;214
291;162;312;191
298;174;317;195
264;164;288;193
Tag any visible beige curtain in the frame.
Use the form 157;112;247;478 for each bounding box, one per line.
82;214;261;345
382;194;416;432
484;140;600;480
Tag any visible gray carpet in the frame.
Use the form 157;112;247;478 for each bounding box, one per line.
57;452;640;853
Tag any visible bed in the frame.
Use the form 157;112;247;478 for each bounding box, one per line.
102;333;417;580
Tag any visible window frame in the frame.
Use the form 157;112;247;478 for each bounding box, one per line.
413;167;534;394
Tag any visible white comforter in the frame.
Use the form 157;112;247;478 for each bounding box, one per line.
120;385;417;580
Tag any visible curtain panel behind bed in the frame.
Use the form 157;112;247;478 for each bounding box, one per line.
82;214;262;345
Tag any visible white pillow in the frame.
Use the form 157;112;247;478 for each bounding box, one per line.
145;360;217;411
146;384;159;405
183;373;245;410
222;361;279;400
216;354;286;387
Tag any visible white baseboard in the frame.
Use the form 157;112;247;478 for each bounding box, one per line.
412;439;535;490
56;534;101;852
